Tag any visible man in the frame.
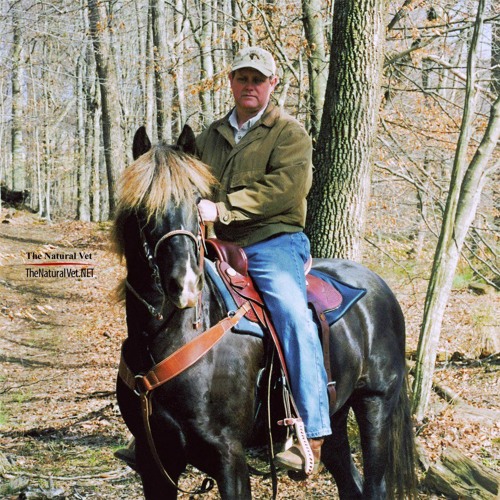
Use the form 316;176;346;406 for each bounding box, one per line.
197;46;331;475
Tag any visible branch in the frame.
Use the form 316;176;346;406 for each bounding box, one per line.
424;55;496;101
387;0;418;31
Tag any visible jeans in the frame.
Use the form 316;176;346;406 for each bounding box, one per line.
244;232;332;439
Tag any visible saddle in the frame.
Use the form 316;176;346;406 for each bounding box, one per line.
205;238;362;410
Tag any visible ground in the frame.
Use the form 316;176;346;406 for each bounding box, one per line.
0;209;498;499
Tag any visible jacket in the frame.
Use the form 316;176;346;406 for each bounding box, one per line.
196;103;313;247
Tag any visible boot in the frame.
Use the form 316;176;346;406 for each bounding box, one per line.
274;438;324;475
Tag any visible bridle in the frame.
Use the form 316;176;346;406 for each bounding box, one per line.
125;211;205;324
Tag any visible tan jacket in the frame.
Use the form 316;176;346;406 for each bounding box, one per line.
196;103;313;247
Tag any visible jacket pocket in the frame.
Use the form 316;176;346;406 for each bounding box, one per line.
228;170;264;191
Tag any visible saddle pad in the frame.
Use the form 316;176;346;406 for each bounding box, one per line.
205;260;265;339
308;269;367;325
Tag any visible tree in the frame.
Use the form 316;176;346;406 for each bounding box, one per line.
306;0;387;260
150;0;172;141
88;0;124;218
10;4;26;192
411;0;500;420
301;0;328;142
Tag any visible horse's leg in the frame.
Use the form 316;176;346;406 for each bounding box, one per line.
322;404;363;499
135;433;187;500
351;395;393;499
208;442;252;500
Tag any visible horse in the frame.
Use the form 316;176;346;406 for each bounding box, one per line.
113;124;416;499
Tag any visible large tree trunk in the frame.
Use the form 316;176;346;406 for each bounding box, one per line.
411;0;500;420
306;0;386;260
301;0;328;142
88;0;124;218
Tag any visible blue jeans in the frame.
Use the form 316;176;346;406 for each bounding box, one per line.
244;232;332;439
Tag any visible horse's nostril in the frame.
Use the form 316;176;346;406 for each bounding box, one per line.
167;278;182;297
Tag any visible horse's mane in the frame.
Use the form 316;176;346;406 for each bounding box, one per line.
112;143;217;258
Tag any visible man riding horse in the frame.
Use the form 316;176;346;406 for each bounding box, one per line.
197;46;330;474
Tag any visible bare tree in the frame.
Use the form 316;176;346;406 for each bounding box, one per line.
88;0;124;218
411;0;500;420
10;5;26;192
150;0;172;141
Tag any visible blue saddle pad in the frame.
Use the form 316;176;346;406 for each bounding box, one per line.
308;269;367;325
205;261;367;337
205;260;265;339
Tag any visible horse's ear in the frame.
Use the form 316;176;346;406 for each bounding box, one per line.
177;124;197;156
132;126;152;160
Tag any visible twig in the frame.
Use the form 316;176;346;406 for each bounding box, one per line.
5;468;134;481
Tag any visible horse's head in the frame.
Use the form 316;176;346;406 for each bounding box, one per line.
115;125;216;312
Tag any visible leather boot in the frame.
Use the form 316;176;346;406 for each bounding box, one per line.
274;438;324;474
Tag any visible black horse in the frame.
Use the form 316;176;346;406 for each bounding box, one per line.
113;125;416;499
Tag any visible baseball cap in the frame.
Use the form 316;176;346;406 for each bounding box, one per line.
231;47;276;77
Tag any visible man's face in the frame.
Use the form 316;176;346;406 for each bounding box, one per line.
229;68;278;117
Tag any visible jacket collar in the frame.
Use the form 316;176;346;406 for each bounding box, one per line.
214;102;280;147
219;102;280;130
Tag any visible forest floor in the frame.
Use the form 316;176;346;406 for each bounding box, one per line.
0;208;498;499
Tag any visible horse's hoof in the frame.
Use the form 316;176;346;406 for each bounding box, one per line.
287;470;308;481
114;447;138;472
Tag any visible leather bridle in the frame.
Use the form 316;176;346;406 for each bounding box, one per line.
125;213;205;323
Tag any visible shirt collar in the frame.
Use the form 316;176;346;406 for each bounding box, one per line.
229;105;267;133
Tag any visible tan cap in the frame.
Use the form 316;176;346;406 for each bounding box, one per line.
231;47;276;77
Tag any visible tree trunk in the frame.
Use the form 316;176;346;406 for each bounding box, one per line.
150;0;172;141
88;0;124;218
301;0;328;142
306;0;386;260
11;7;26;192
412;0;500;420
191;0;214;128
424;446;499;499
76;54;90;221
172;0;187;135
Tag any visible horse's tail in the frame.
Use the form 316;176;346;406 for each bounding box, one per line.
386;373;418;499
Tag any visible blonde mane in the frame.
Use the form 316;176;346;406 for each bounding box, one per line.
113;144;217;258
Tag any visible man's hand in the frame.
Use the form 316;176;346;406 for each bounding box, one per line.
197;199;219;223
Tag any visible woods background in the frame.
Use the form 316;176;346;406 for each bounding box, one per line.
1;0;499;449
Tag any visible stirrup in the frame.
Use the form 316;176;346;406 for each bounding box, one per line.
276;418;315;475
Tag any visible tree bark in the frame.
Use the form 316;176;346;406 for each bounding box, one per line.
301;0;328;142
191;0;214;128
11;7;26;192
76;54;90;221
306;0;387;260
150;0;172;141
412;0;500;420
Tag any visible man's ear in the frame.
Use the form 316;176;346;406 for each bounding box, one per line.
132;126;152;160
177;124;197;156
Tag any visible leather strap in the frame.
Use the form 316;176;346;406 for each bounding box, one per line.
119;301;252;394
309;301;337;412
